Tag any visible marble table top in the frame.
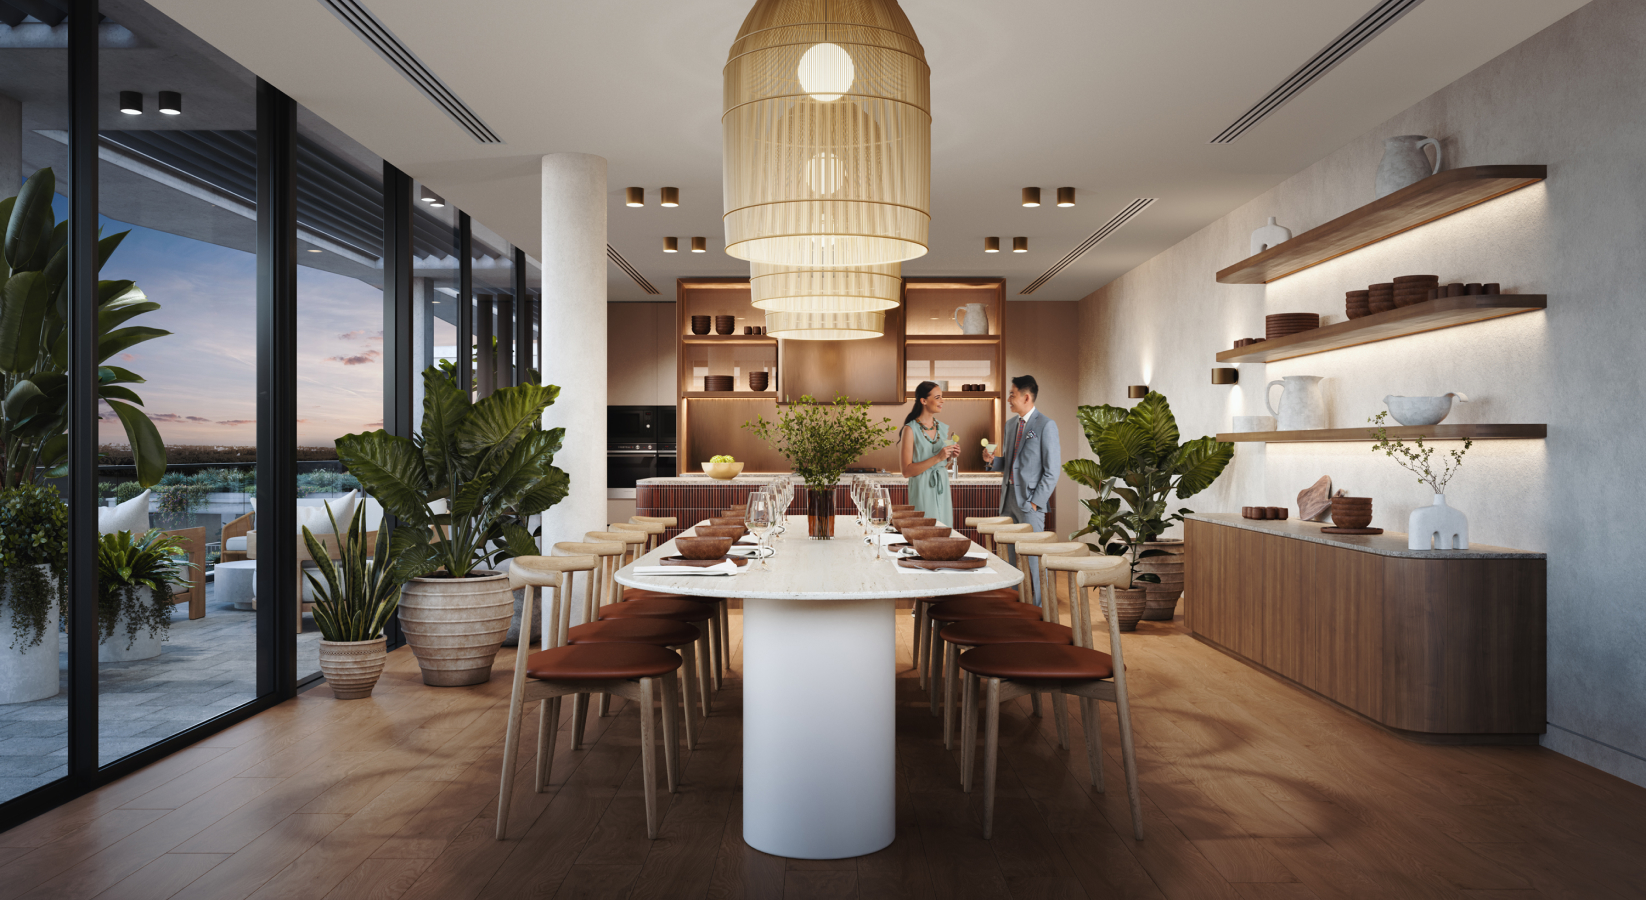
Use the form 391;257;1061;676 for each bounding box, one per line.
615;516;1025;600
637;473;1005;486
1187;513;1545;559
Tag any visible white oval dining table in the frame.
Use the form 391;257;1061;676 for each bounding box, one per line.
614;515;1023;860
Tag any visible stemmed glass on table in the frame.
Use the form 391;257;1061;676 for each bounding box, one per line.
746;489;776;569
867;488;893;562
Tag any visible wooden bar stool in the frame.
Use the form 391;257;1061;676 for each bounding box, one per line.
631;515;678;547
960;554;1142;840
588;529;648;567
976;520;1030;556
622;522;729;690
965;515;1012;548
497;558;680;841
924;589;1040;722
617;519;667;552
553;540;629;725
991;530;1055;606
565;616;702;751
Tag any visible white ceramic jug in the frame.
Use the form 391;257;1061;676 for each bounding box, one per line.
953;303;989;335
1265;375;1327;431
1375;135;1442;198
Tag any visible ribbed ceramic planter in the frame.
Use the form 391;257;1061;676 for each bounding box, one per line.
1137;540;1185;621
319;636;387;699
0;565;59;704
98;587;165;662
398;571;513;686
1109;586;1149;633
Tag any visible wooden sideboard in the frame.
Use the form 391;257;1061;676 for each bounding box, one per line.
1184;514;1546;743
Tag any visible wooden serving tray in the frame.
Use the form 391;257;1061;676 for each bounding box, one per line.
660;555;749;567
896;555;987;570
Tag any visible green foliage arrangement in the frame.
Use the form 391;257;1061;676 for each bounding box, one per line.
742;394;896;490
1369;411;1472;493
335;368;568;581
113;481;146;505
0;484;68;648
302;502;401;643
95;528;191;649
0;167;171;489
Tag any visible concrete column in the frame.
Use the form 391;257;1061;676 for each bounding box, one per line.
539;153;607;548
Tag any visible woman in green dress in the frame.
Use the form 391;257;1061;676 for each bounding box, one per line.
899;381;960;527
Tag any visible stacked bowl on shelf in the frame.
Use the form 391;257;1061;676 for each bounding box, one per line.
1265;312;1321;340
704;375;734;392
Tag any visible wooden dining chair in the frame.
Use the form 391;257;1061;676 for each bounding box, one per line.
972;518;1022;554
497;557;680;841
555;540;629;725
992;530;1055;606
959;554;1142;840
608;523;728;690
616;519;666;552
589;529;648;566
631;515;678;547
965;515;1013;549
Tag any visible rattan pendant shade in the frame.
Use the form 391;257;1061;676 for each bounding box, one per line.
764;309;886;341
749;261;901;312
723;0;931;267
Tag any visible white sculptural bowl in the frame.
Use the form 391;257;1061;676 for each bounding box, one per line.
1384;392;1468;426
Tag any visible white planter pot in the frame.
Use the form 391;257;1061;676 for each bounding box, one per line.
1408;493;1469;551
398;570;514;686
98;587;166;662
0;565;61;704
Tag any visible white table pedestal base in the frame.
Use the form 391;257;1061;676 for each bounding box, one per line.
742;595;896;859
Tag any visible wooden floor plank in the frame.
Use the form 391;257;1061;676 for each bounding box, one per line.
320;857;432;900
168;814;348;900
88;852;230;900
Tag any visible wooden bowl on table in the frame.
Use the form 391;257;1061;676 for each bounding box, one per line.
674;536;733;560
891;505;918;513
696;525;746;539
892;517;936;531
899;526;953;542
709;516;745;527
1330;497;1373;529
911;537;972;561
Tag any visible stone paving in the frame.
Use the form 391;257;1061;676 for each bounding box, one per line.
0;582;321;802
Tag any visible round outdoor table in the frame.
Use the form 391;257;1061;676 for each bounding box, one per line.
615;515;1021;859
214;560;258;611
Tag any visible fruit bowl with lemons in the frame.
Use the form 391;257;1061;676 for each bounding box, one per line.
702;455;745;480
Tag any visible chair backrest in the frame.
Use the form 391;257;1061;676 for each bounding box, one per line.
965;515;1012;528
554;540;624;620
632;515;677;527
1015;541;1088;620
587;530;645;566
511;554;596;649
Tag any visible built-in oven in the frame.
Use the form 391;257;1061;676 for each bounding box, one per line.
608;442;660;489
608;406;677;492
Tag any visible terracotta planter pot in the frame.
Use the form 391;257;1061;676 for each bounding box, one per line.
398;571;514;686
319;636;387;699
1109;586;1149;633
1136;539;1185;621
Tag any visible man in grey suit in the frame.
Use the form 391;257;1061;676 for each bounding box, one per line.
981;375;1060;606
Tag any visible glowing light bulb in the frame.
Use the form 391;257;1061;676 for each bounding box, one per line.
797;42;854;101
807;152;845;195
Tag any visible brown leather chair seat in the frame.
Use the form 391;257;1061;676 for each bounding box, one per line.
959;643;1114;681
926;598;1044;622
600;598;715;623
621;587;695;602
526;643;683;680
939;619;1072;646
568;619;700;647
955;588;1021;602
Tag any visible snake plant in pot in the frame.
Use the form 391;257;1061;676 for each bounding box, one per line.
335;367;567;686
303;502;402;699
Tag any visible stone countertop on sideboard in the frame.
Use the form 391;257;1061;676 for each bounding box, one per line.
1185;513;1545;559
638;473;1005;487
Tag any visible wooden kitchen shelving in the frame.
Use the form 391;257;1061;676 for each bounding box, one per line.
1216;423;1546;443
1216;165;1547;284
1216;294;1546;363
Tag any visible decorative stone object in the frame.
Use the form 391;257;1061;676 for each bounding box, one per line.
1409;494;1469;550
1249;217;1292;255
1375;135;1443;198
1297;476;1334;522
1384;392;1468;426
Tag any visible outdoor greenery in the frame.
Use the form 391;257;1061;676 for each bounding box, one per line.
1369;411;1473;493
95;529;191;649
335;367;568;581
0;484;67;648
742;394;896;490
0;167;171;490
302;502;402;643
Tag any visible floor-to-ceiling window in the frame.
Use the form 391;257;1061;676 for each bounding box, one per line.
471;220;515;393
412;180;460;410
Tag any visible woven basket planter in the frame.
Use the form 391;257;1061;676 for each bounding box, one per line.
398;571;513;687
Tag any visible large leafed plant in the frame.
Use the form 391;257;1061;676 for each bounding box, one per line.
743;393;895;490
335;368;568;580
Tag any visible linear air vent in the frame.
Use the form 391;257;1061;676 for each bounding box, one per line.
1209;0;1424;143
319;0;502;144
608;245;660;295
1018;198;1154;295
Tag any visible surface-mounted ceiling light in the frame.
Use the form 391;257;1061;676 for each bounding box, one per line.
1012;236;1028;253
158;91;182;115
764;309;885;341
750;262;900;313
418;185;441;204
1056;187;1075;207
984;237;1000;253
306;248;322;253
660;187;679;207
1021;187;1040;207
626;187;644;207
1128;385;1148;399
1212;367;1239;384
723;0;931;267
663;237;679;253
119;91;142;115
691;237;707;253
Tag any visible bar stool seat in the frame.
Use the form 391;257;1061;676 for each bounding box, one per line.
526;643;682;680
938;618;1073;646
959;643;1114;680
568;619;701;647
926;598;1045;622
601;598;715;623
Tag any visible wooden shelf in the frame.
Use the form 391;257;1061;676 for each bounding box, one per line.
1216;294;1546;363
1216;165;1546;284
1217;424;1545;443
942;392;1001;399
682;334;776;344
682;391;777;399
904;335;1002;345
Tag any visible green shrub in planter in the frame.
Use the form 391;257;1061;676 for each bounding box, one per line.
96;529;191;649
0;484;67;648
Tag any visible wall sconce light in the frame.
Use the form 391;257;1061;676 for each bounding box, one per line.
660;187;679;207
983;236;1000;253
625;187;644;207
690;236;706;253
1056;187;1075;207
1212;367;1239;384
1012;236;1028;253
1127;385;1148;399
158;91;182;115
1021;187;1041;208
663;236;678;253
119;91;142;115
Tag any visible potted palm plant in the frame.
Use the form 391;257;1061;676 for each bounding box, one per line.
95;529;192;661
0;484;67;702
335;368;567;686
303;503;402;699
743;394;895;538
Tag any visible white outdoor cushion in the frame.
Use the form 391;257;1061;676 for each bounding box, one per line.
224;536;248;552
360;497;384;531
98;490;150;535
296;490;358;536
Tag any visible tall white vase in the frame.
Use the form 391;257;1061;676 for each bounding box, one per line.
0;565;61;704
1408;493;1469;550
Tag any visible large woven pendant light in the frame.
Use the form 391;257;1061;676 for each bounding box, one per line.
764;309;886;341
749;261;901;313
723;0;931;268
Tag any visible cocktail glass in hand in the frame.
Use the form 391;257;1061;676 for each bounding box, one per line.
746;490;776;569
946;433;962;481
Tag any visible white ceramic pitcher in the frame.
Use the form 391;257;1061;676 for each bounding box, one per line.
1375;135;1442;198
953;303;989;335
1265;375;1327;431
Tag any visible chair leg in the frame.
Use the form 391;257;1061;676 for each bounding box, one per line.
1030;690;1042;717
495;686;526;840
1051;690;1070;750
943;640;960;750
572;693;589;750
537;696;560;792
718;601;731;682
676;644;699;750
1116;697;1143;840
1081;696;1104;792
707;603;723;691
913;602;929;687
597;691;610;718
696;633;712;717
983;678;1001;839
927;625;942;716
961;671;978;792
639;677;660;839
660;673;680;794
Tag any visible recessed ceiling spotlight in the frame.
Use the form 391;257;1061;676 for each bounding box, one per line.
663;236;679;253
1021;187;1040;208
418;185;444;206
625;187;644;207
660;187;679;207
119;91;142;115
1056;187;1075;207
158;91;182;115
306;248;322;253
690;236;706;253
1012;236;1028;253
983;236;1000;253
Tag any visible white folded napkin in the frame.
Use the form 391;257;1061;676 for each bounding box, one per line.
633;560;741;576
894;565;1000;575
876;533;908;546
737;535;760;544
726;545;773;558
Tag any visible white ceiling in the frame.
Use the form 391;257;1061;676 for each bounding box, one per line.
146;0;1586;301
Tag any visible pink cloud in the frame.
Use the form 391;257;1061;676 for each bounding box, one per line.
216;419;256;426
120;353;137;361
339;330;384;342
185;416;209;422
363;421;383;429
327;350;382;366
148;413;183;422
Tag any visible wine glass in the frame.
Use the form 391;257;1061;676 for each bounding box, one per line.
867;490;893;562
746;490;775;569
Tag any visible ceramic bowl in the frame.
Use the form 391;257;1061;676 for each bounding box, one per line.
675;536;733;560
695;525;746;539
701;461;744;480
1384;393;1467;426
708;516;746;526
892;505;918;513
899;526;953;542
893;517;937;531
911;537;971;561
